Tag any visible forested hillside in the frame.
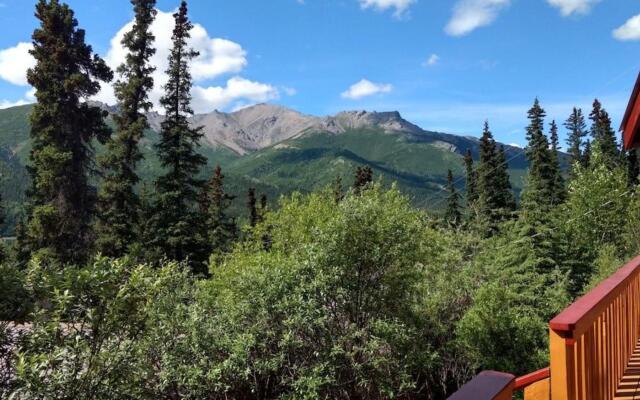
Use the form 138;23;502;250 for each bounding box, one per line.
0;102;533;234
1;0;638;399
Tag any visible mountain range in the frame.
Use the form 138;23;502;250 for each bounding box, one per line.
0;102;532;233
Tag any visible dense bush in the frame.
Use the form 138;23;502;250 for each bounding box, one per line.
11;257;193;399
0;264;31;321
5;178;640;399
178;185;474;399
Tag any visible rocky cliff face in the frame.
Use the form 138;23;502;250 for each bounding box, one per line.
90;101;471;156
190;105;432;155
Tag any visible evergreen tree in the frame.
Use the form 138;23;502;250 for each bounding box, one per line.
564;107;587;172
589;99;619;169
333;174;344;204
151;1;207;269
445;169;462;227
248;188;258;227
464;149;478;206
259;194;268;223
353;165;373;194
476;121;514;228
96;0;157;257
21;0;113;264
203;165;237;255
496;145;516;211
549;120;566;204
583;140;592;169
521;99;555;213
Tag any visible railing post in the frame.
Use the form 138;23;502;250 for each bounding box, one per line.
447;371;515;400
550;328;576;400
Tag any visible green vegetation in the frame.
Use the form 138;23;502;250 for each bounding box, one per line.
20;0;113;265
2;1;640;399
147;1;208;271
0;108;532;235
96;0;157;258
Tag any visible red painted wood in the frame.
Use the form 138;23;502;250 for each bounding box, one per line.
624;95;640;149
621;72;640;150
514;367;550;390
550;255;640;338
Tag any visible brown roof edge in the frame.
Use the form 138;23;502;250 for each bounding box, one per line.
620;71;640;133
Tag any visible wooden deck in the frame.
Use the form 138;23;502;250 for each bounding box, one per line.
616;339;640;400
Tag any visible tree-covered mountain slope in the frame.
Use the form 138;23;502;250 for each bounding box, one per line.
0;102;534;233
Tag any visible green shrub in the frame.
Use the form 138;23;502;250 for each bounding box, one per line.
0;264;31;321
11;257;193;400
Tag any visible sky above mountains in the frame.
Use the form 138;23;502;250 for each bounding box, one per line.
0;0;639;147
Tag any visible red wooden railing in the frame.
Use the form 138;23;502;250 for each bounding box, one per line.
448;255;640;400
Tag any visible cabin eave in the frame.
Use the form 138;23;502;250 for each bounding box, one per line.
621;72;640;150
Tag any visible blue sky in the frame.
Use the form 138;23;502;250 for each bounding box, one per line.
0;0;639;147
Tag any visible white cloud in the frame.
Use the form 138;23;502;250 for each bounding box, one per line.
0;88;35;109
445;0;510;37
341;79;393;100
97;9;260;111
423;54;440;67
0;9;280;113
192;77;280;113
546;0;599;17
0;42;35;86
358;0;416;18
613;14;640;41
0;99;29;109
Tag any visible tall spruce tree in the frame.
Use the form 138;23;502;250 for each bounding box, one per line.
476;121;514;226
152;1;207;268
96;0;157;257
564;107;587;172
22;0;113;264
549;120;566;204
445;169;462;227
464;149;478;206
496;145;516;211
259;194;268;223
353;165;373;194
247;188;258;227
521;99;555;212
583;140;592;169
589;99;620;169
202;165;237;255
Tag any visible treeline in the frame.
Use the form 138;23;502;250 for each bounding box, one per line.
10;0;263;274
2;0;640;399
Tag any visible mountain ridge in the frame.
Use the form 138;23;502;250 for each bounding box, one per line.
89;101;493;157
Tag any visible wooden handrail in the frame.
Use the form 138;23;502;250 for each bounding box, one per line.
514;367;550;391
550;254;640;338
549;255;640;399
448;255;640;400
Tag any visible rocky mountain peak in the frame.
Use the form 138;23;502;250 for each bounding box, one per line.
83;102;441;155
327;110;421;134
